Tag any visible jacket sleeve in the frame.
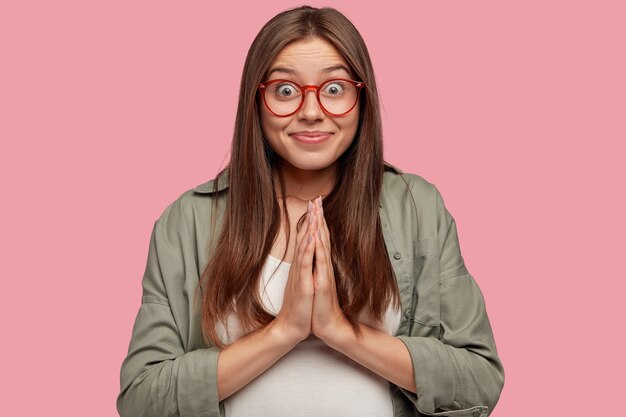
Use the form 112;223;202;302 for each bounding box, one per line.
116;203;222;417
396;184;505;417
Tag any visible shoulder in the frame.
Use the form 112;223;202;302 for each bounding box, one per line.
382;162;441;207
381;163;451;240
190;167;229;195
154;168;229;235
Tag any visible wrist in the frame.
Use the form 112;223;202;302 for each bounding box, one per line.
268;319;306;348
320;318;357;352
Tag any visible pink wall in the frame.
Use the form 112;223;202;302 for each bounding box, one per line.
2;0;624;415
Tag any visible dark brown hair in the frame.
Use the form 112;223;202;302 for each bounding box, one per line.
198;5;401;349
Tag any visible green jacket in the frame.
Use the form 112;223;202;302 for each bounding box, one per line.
117;165;504;417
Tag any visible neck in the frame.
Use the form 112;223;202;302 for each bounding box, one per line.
274;160;337;201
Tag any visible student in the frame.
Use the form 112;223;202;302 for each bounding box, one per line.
117;5;504;417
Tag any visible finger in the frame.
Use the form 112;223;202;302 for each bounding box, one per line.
295;203;312;246
316;204;335;279
300;232;316;278
297;206;318;266
313;227;329;283
295;203;314;256
295;213;307;243
317;201;331;253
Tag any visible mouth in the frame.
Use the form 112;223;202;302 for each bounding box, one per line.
290;132;333;144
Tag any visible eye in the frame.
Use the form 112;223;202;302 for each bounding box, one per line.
274;82;300;97
322;81;346;96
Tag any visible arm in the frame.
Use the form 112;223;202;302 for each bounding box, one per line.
117;203;300;417
219;206;320;400
309;200;417;394
396;274;504;416
395;184;505;416
116;220;222;417
324;184;504;416
325;322;417;394
217;322;299;401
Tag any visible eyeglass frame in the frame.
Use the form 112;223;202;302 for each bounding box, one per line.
258;78;366;117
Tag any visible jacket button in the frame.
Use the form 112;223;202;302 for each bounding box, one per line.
404;309;411;318
472;411;481;417
393;252;401;260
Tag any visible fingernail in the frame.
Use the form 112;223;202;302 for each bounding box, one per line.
308;234;312;243
320;206;324;217
308;211;312;224
308;200;313;212
317;229;321;238
317;196;322;208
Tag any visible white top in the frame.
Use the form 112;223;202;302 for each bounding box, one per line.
217;255;402;417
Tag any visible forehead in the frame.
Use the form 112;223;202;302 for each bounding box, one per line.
268;37;353;79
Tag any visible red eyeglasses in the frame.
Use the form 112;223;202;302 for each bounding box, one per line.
258;78;365;117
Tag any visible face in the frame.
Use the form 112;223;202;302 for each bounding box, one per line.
259;36;360;174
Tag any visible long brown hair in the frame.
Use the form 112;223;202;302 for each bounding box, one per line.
199;5;401;349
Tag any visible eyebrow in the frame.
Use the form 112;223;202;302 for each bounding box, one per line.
267;64;351;78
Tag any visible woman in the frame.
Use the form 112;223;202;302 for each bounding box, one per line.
117;5;504;417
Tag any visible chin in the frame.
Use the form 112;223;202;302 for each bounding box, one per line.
284;156;336;172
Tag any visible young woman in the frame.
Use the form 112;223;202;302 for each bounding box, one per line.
117;6;504;417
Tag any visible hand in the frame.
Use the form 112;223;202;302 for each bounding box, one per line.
310;196;350;345
272;200;317;344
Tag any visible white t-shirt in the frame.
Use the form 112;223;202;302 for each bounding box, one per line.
217;254;402;417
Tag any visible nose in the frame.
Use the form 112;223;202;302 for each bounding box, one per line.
297;88;325;122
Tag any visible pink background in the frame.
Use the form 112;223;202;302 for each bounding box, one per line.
2;0;624;415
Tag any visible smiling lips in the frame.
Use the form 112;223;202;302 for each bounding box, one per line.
290;131;333;144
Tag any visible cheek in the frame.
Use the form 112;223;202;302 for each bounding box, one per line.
259;109;292;152
259;104;271;133
260;108;279;137
341;108;360;137
351;110;360;132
